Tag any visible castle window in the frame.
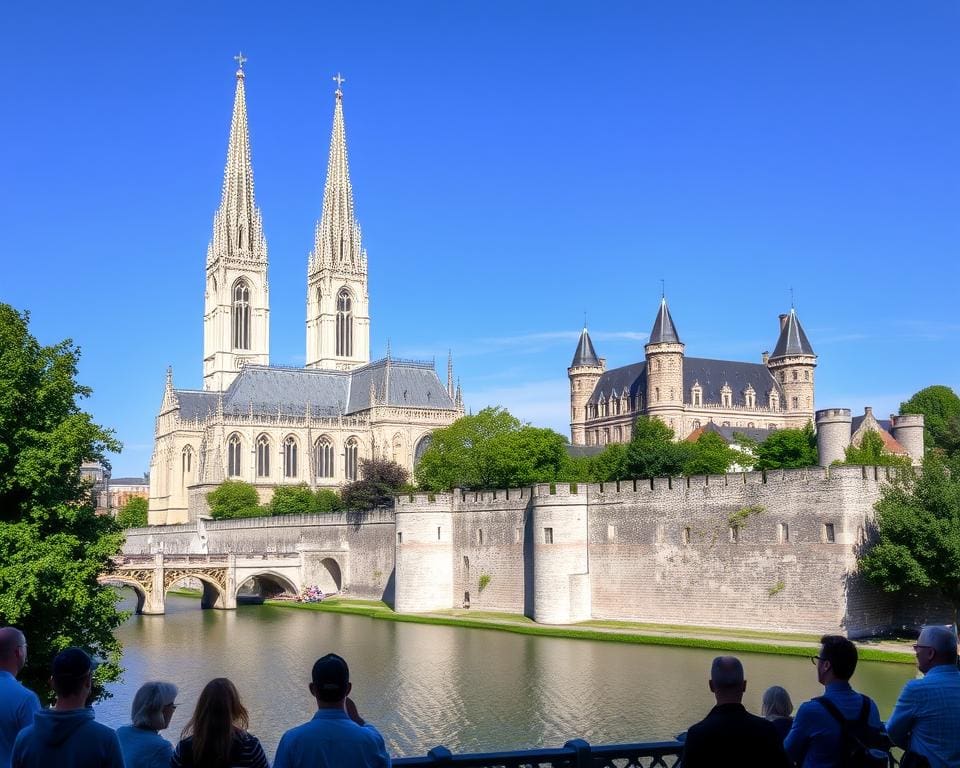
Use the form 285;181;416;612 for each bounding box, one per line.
721;385;732;408
792;370;798;381
336;288;353;357
227;434;242;477
744;386;756;408
476;528;484;545
747;421;754;428
602;428;610;444
722;421;730;427
769;391;780;410
614;426;622;441
655;359;661;371
345;437;359;481
397;532;402;545
607;524;617;541
284;436;298;478
655;387;661;402
682;527;691;545
804;370;810;381
792;397;799;409
779;372;785;383
314;436;334;478
692;420;701;430
514;527;521;543
414;435;432;467
182;445;193;476
692;384;702;406
669;388;675;401
823;523;836;543
232;280;250;350
778;522;789;544
543;527;554;544
857;526;866;545
256;434;271;478
729;526;739;544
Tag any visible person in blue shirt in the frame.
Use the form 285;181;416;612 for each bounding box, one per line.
887;625;960;768
0;628;41;768
11;647;123;768
116;681;178;768
784;634;884;767
273;653;390;768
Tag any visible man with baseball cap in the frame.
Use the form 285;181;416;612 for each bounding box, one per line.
273;652;390;768
11;647;123;768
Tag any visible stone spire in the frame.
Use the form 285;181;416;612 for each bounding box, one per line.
648;298;681;345
770;308;815;359
447;351;454;399
308;78;367;276
570;327;600;368
207;56;266;266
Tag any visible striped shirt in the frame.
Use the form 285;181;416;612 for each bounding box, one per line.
171;730;269;768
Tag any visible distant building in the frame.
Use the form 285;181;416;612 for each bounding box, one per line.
80;461;110;514
816;406;923;466
109;476;150;511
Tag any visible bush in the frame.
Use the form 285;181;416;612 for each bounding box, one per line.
342;459;409;510
206;480;262;519
267;484;343;515
116;496;148;528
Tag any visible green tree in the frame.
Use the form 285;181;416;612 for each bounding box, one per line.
415;407;569;490
314;488;344;513
900;385;960;457
752;423;818;470
624;417;690;479
342;459;409;509
116;496;148;528
265;485;344;515
839;430;912;470
860;453;960;617
206;480;262;519
683;431;739;475
586;443;630;482
0;304;124;702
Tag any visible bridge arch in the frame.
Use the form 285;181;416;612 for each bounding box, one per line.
236;570;300;602
317;558;342;594
165;572;228;610
99;576;147;614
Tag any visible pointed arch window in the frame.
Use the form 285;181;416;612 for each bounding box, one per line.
232;280;251;350
227;434;242;477
256;434;271;478
314;436;334;478
182;445;193;486
336;289;353;357
284;436;298;478
414;434;432;467
345;437;359;481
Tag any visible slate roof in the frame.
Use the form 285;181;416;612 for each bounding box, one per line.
851;415;893;434
586;362;647;405
649;299;681;344
571;328;600;367
770;309;815;358
174;359;455;420
566;444;606;458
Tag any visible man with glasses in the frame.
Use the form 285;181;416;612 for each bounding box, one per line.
784;635;886;767
887;625;960;768
0;628;41;768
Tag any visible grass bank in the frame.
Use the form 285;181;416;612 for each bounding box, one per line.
264;598;914;664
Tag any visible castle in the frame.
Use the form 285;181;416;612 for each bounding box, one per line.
148;63;462;525
569;299;818;446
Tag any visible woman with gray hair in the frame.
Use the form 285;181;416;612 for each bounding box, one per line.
761;685;794;741
116;681;178;768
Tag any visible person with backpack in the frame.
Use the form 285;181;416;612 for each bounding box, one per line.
784;634;890;768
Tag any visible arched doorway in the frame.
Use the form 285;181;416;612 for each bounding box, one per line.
316;558;342;594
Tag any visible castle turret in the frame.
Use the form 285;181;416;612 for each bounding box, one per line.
890;413;925;465
816;408;852;467
645;298;685;435
766;309;816;427
394;494;454;612
568;326;605;445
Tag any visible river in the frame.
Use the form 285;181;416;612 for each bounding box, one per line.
95;591;915;759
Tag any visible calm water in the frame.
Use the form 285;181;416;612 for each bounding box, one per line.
95;591;915;759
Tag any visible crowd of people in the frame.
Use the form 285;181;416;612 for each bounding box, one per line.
0;624;958;768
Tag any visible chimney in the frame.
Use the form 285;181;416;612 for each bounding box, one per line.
864;406;873;417
761;351;769;365
778;314;789;332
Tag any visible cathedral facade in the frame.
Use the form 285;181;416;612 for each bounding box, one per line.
569;299;817;446
149;64;462;525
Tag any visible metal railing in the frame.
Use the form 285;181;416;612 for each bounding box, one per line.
393;739;683;768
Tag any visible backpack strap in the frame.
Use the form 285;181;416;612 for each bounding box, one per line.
857;695;872;725
815;696;849;726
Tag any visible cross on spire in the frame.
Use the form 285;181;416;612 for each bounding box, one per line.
234;52;247;72
333;72;346;94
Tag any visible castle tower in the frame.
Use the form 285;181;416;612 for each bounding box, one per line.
644;298;685;435
816;408;852;467
766;309;817;427
305;75;370;371
568;326;605;445
203;56;270;391
890;413;925;465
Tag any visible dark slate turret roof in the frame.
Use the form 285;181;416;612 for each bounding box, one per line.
174;359;456;420
648;298;681;345
770;309;815;358
570;327;601;367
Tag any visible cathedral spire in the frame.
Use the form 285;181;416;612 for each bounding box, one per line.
308;75;366;275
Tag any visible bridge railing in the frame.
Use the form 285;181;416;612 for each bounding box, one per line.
115;552;301;566
393;739;684;768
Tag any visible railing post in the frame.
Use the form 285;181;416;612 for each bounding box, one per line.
565;739;591;768
426;746;452;764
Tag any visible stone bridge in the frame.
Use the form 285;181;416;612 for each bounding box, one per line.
100;553;318;614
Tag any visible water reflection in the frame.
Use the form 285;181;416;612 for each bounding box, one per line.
96;591;915;758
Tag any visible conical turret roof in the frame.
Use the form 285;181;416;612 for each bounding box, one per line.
571;327;600;367
648;298;681;345
770;308;815;358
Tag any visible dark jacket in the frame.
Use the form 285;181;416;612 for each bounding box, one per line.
11;707;124;768
682;702;791;768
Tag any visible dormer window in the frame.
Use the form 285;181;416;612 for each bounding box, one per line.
720;384;732;408
769;391;780;410
744;385;756;409
691;382;702;407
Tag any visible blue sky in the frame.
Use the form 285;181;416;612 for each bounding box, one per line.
2;2;958;477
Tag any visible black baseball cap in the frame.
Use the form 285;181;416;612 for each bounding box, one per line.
312;653;349;701
51;647;95;681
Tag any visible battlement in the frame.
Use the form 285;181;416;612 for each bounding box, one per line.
816;407;852;421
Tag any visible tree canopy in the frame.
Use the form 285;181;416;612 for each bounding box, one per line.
746;423;818;470
839;430;912;470
206;480;261;519
265;484;343;515
900;385;960;458
860;453;960;615
624;417;690;479
0;304;124;702
116;496;148;528
415;408;568;490
682;431;740;476
341;459;412;509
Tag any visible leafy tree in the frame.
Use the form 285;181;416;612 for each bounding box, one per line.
342;459;409;510
900;385;960;457
683;431;739;475
265;485;344;515
415;407;568;490
314;488;344;513
0;304;124;702
839;430;912;470
206;480;262;519
116;496;148;528
752;423;818;470
860;453;960;617
624;417;691;479
586;443;630;482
